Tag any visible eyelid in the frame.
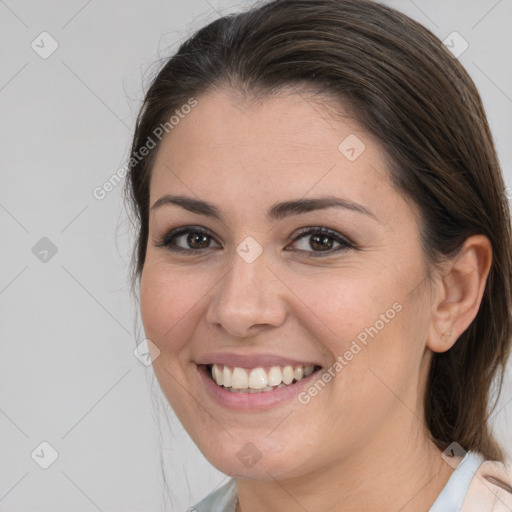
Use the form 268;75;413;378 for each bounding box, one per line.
155;225;220;251
292;225;356;247
288;226;355;258
155;224;356;256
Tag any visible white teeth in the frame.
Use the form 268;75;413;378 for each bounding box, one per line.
213;364;223;385
294;366;304;381
210;363;319;392
223;366;232;387
248;368;267;389
267;366;282;386
231;367;248;389
282;365;294;385
304;365;314;377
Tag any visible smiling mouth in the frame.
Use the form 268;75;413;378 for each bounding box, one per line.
206;363;323;393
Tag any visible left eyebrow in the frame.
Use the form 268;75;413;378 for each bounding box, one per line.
268;196;377;221
150;194;377;222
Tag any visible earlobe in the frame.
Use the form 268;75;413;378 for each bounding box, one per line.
427;234;492;353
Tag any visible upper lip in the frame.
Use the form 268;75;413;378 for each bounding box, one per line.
195;352;323;368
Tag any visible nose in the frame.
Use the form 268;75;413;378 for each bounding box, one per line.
206;248;288;338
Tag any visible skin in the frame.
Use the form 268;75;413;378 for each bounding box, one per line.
139;87;492;512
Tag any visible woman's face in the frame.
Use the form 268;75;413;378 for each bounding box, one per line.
140;88;436;479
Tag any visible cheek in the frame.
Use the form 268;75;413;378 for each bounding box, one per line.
288;266;400;351
298;263;427;385
332;287;429;418
139;261;209;353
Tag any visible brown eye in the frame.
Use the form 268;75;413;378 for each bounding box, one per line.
184;232;211;249
288;227;354;257
156;226;221;253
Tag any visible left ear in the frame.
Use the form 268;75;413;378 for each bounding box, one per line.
427;234;492;353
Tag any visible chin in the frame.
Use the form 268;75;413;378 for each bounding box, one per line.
199;440;311;481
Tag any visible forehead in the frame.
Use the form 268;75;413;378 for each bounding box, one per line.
151;88;387;189
161;88;360;154
146;87;421;237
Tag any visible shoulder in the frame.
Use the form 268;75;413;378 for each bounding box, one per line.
190;478;238;512
460;456;512;511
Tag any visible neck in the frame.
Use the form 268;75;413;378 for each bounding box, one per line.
235;428;454;512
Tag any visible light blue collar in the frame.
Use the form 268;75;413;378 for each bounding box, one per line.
429;451;485;512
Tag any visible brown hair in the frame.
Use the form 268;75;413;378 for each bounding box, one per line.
125;0;512;461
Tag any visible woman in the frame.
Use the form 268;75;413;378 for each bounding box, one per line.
124;0;512;510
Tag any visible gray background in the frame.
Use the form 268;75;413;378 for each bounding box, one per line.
0;0;511;511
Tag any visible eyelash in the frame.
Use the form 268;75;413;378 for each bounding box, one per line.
154;225;355;258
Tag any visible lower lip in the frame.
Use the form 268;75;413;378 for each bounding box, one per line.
197;364;322;411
